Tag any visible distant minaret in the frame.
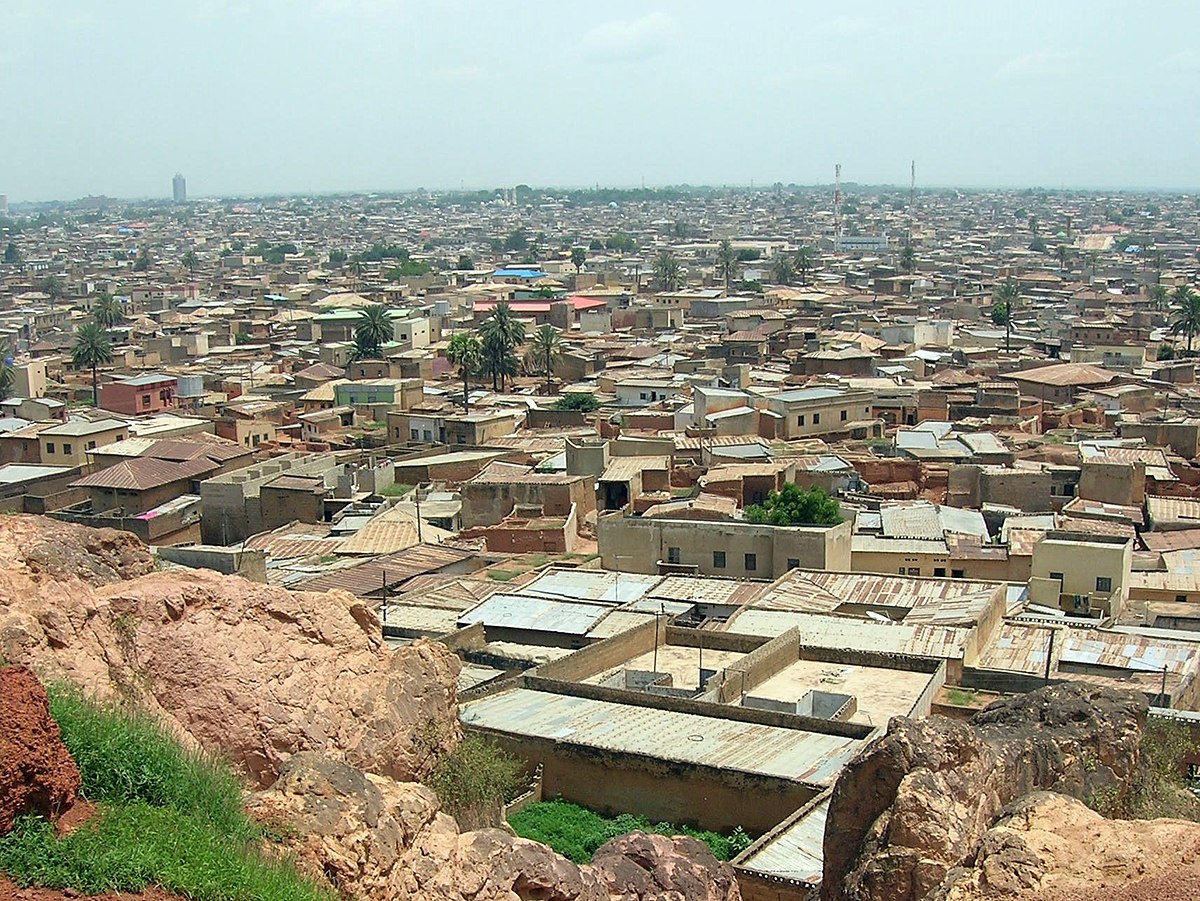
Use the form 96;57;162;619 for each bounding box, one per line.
172;173;187;203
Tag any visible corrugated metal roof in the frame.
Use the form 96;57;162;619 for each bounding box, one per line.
599;455;671;483
460;688;861;784
736;797;828;884
724;609;971;659
71;455;215;491
458;594;611;636
522;569;660;604
647;575;770;607
299;542;475;595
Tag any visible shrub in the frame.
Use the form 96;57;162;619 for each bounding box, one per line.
508;799;753;863
552;393;599;413
1087;716;1200;821
743;483;842;526
428;735;523;828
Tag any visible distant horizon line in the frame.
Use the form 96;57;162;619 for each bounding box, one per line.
6;180;1199;207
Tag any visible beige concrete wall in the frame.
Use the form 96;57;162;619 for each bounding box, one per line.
598;515;851;577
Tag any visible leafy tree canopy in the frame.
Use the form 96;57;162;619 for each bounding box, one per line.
552;392;599;412
744;484;842;526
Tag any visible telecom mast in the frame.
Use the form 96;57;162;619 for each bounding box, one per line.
908;160;916;242
833;163;843;250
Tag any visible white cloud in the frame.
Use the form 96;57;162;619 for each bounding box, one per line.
997;49;1084;79
582;12;676;62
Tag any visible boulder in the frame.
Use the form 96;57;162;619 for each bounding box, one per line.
0;664;81;833
822;683;1147;901
590;832;742;901
0;516;460;787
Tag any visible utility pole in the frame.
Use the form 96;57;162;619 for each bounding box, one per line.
414;490;423;543
1044;628;1055;684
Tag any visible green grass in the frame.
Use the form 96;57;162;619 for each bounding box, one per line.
47;682;252;840
943;687;979;707
380;482;414;497
508;798;752;863
0;683;332;901
486;568;520;582
0;806;328;901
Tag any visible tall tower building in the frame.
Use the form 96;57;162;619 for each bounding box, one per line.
172;173;187;203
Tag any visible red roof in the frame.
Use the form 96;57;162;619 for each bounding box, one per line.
474;296;608;314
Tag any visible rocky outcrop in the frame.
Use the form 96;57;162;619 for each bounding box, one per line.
942;792;1200;901
251;753;741;901
0;664;81;833
822;684;1149;901
591;832;742;901
0;516;460;787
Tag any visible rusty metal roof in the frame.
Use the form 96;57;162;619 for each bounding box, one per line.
298;543;476;596
460;688;862;785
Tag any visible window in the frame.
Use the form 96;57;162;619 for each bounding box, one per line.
667;547;680;564
422;430;432;441
787;558;800;570
395;428;402;439
1096;576;1112;592
797;415;805;426
952;569;965;579
812;413;820;425
934;567;946;577
410;429;419;440
713;551;726;569
457;436;466;444
86;441;96;450
898;567;906;575
46;442;55;454
141;394;151;407
906;567;920;575
1050;571;1064;586
62;443;72;455
1176;594;1188;603
640;392;648;400
840;409;848;421
744;553;757;572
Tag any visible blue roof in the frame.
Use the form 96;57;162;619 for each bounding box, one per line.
493;268;545;279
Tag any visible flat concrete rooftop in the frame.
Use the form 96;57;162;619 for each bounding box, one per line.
750;659;935;728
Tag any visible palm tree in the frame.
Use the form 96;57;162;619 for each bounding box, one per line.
715;239;739;293
0;343;14;401
93;293;124;329
1169;285;1200;354
529;324;564;393
899;242;917;274
346;259;364;291
1056;244;1071;272
480;302;526;391
446;332;482;410
71;323;113;406
354;304;392;360
481;330;518;391
1149;284;1169;312
39;276;64;309
570;247;587;273
795;246;814;285
655;251;682;290
182;250;199;279
770;255;795;286
1088;251;1100;280
481;301;526;353
993;278;1020;352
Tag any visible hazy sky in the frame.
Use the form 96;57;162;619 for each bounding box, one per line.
2;0;1198;202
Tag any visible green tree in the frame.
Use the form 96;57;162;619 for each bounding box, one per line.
795;246;814;285
570;247;587;273
1169;285;1200;353
1150;283;1169;311
346;259;364;290
529;324;564;393
455;254;475;270
446;332;482;410
715;239;739;292
328;249;348;265
606;233;636;253
898;242;916;274
655;252;682;290
743;484;842;526
993;278;1020;352
181;250;199;279
1056;244;1071;272
552;392;599;412
428;734;522;829
39;276;65;306
770;255;795;286
3;242;20;266
93;294;124;329
503;228;528;252
353;304;393;360
71;323;114;406
0;343;14;401
480;301;526;391
133;249;151;271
